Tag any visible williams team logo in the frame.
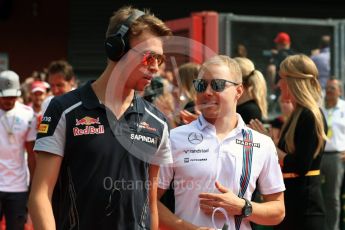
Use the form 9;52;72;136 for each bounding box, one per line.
188;132;203;144
236;139;260;148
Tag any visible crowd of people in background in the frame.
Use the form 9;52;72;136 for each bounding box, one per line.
0;6;344;229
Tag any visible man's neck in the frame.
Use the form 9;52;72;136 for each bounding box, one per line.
326;98;338;109
33;104;41;113
207;113;238;141
92;63;135;119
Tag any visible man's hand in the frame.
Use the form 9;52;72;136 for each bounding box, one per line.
199;181;244;217
180;109;200;124
248;119;279;144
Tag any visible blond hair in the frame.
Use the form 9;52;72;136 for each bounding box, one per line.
199;55;242;83
106;6;172;39
178;62;200;104
279;54;326;158
234;57;268;118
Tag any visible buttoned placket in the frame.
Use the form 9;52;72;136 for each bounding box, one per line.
221;128;243;196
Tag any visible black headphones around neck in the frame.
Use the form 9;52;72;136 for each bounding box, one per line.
104;9;145;62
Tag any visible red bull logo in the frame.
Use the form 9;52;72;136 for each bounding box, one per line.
75;116;100;126
73;125;105;136
73;116;104;136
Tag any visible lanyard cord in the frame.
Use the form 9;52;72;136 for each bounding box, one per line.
212;207;230;230
0;112;16;135
326;107;335;138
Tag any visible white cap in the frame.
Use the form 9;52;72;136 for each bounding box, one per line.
0;70;22;97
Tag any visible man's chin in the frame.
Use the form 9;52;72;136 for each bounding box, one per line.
136;81;151;92
203;112;219;120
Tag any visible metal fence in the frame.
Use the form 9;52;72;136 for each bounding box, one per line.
219;13;340;78
219;13;344;116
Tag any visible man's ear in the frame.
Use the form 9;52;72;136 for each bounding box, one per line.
235;84;244;100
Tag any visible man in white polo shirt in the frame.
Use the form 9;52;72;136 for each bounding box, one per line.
0;70;37;230
321;78;345;230
158;55;285;230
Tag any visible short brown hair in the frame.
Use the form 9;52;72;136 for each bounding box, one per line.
106;6;172;39
48;60;75;82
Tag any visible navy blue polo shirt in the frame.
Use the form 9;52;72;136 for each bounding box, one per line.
34;81;172;230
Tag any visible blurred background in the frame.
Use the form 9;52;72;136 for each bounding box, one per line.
0;0;344;82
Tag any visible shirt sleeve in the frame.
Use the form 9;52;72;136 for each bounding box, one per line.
34;98;66;157
158;163;174;190
258;137;286;195
150;122;173;165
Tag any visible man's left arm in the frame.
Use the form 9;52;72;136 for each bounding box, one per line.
25;141;36;180
26;113;38;180
247;192;285;225
150;115;173;229
149;164;160;230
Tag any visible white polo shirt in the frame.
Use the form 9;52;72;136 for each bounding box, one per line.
0;102;37;192
159;114;285;230
323;99;345;152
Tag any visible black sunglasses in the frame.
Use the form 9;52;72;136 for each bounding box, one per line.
193;79;240;93
132;48;166;66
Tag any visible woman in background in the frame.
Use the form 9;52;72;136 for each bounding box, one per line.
250;54;327;230
176;62;201;125
234;57;268;124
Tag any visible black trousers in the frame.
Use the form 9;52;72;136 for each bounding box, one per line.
0;191;28;230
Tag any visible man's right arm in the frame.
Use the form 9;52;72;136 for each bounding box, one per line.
157;188;212;230
28;151;63;230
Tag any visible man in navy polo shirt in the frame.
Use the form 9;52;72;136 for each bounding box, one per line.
29;6;172;230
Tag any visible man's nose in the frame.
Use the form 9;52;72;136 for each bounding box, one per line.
204;83;214;95
147;59;159;73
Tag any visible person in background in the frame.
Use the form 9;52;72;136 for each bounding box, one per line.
41;60;76;114
250;54;327;230
177;62;201;125
150;76;177;127
29;81;47;127
234;43;248;58
311;35;331;92
20;71;48;107
150;62;201;127
177;62;200;113
269;96;294;144
321;78;345;230
267;32;295;90
234;57;268;124
266;32;295;114
158;55;285;230
0;70;37;230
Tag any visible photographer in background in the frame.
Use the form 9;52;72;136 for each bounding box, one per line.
266;32;295;114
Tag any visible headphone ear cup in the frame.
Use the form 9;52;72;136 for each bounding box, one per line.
105;35;126;61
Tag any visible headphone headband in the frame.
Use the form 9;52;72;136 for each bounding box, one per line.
105;9;145;61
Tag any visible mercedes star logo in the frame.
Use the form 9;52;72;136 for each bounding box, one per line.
188;132;203;144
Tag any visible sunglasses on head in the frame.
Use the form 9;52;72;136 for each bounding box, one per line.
132;48;166;66
193;79;240;93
